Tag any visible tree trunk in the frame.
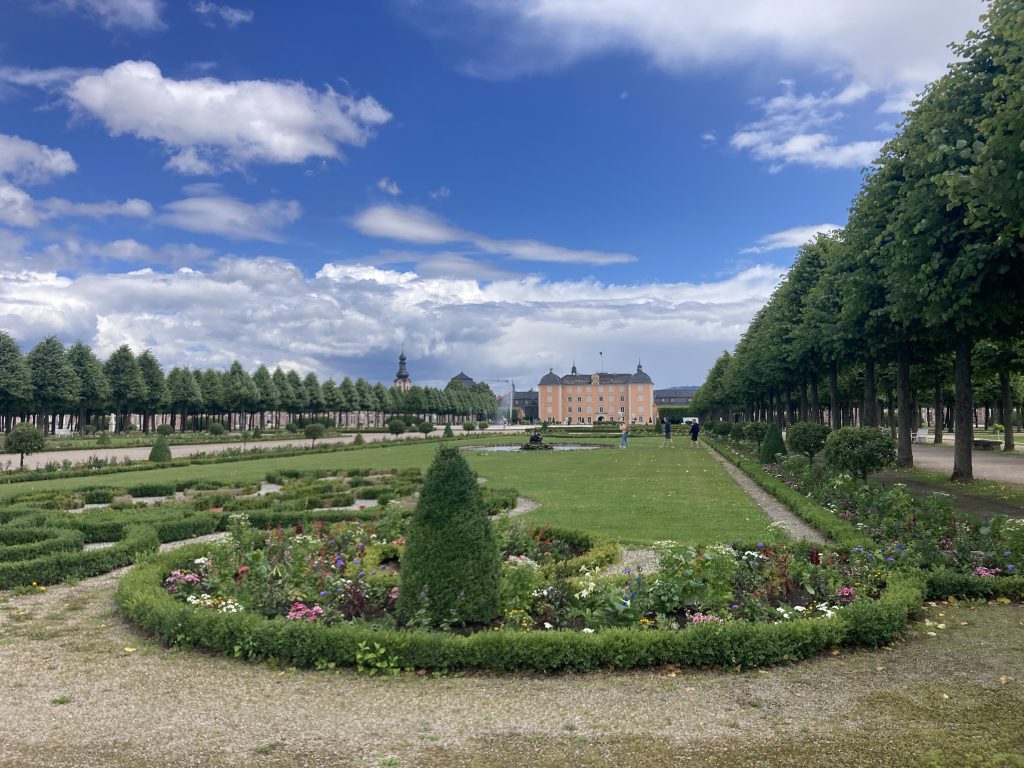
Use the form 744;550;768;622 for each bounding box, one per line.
952;332;973;482
896;345;913;469
78;405;87;436
1001;366;1015;452
829;360;841;430
810;373;820;424
862;357;877;427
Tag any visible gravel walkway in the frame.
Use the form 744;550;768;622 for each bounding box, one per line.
704;445;828;545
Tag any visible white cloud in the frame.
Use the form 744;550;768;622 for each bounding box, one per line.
0;184;39;227
700;131;716;145
159;193;301;241
0;182;152;229
0;66;96;89
53;0;164;30
352;204;634;265
65;60;391;174
421;1;979;104
191;1;253;26
741;223;842;254
429;185;451;200
0;134;77;184
376;177;401;196
0;255;781;384
730;81;883;171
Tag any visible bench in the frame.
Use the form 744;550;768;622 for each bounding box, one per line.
973;439;1001;450
53;428;73;437
910;428;929;443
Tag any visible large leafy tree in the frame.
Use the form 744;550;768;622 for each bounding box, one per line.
0;332;32;432
137;350;167;434
224;361;259;430
105;345;146;432
251;365;278;430
66;341;110;434
270;367;293;428
167;367;203;431
27;336;80;433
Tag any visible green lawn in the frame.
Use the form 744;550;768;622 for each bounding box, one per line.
0;437;772;546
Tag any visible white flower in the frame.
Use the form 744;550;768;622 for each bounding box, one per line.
543;622;553;630
581;627;595;634
193;557;208;566
793;605;806;612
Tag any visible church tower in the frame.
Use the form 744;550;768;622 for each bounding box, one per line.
393;349;412;391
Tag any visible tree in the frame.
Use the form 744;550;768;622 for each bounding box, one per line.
388;417;406;436
26;336;79;433
167;367;203;431
0;332;32;432
303;372;324;421
304;422;325;446
137;350;167;434
823;427;896;483
105;345;146;432
271;367;293;428
759;423;787;464
786;421;831;463
251;365;278;430
5;422;46;469
284;369;306;422
339;377;358;426
224;361;258;430
66;341;110;435
396;445;500;626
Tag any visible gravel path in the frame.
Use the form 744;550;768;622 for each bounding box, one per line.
911;443;1024;485
704;445;828;545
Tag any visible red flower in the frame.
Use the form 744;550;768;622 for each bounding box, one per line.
234;565;250;583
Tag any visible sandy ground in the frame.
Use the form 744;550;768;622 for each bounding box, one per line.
911;443;1024;485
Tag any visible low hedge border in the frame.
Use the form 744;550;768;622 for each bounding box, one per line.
0;523;159;589
116;545;924;673
703;436;872;550
925;570;1024;601
0;526;85;563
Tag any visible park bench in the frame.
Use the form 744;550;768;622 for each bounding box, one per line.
53;427;72;437
910;428;929;443
973;438;1001;450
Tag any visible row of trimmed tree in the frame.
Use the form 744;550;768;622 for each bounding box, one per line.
0;332;498;436
691;0;1024;482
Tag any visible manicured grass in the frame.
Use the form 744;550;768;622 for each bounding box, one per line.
0;436;772;546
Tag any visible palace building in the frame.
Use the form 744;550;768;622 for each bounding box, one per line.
538;363;657;425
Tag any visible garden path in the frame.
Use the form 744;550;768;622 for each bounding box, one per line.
911;443;1024;486
704;446;828;545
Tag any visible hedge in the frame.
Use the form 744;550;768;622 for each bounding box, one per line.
116;544;926;673
0;526;85;563
703;436;872;550
924;570;1024;601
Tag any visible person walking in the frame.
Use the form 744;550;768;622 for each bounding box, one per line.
620;422;629;448
659;417;674;447
689;419;700;448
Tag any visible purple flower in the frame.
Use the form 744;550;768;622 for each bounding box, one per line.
1008;565;1016;572
756;542;764;549
1005;551;1012;558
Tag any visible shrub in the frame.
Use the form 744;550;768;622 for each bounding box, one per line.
285;422;299;434
443;424;454;438
6;423;46;469
823;427;897;482
387;418;406;436
786;421;831;462
155;424;173;437
759;423;787;463
96;431;112;447
252;426;262;438
353;432;365;446
304;423;326;446
462;422;477;431
477;422;490;430
148;435;172;463
418;421;435;435
744;421;769;446
396;446;500;626
208;422;226;436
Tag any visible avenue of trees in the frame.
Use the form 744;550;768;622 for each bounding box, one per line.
0;333;498;438
691;0;1024;482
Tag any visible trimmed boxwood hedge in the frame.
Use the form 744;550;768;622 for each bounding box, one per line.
925;570;1024;601
703;436;872;550
0;526;85;563
116;544;926;672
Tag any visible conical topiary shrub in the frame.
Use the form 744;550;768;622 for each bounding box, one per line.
148;434;172;463
759;423;787;463
396;445;500;627
443;424;454;438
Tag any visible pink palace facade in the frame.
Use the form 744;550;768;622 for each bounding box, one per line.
538;363;657;425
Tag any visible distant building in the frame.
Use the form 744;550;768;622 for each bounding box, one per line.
446;371;476;389
654;386;699;407
497;388;539;421
538;363;656;424
393;350;412;391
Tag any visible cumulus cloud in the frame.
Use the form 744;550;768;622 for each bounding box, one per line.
0;256;782;385
730;81;883;171
65;60;391;174
376;177;401;196
50;0;164;30
410;1;979;100
429;185;451;200
0;134;77;184
191;1;253;27
158;193;301;241
352;204;634;265
741;223;842;254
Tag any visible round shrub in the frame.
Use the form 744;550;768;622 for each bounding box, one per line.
5;423;46;469
155;424;173;437
823;427;896;482
208;422;226;436
744;421;769;446
304;423;326;445
387;418;406;436
148;435;172;463
285;422;299;434
759;423;787;463
462;422;476;431
786;421;831;462
396;445;500;626
477;422;489;430
418;421;435;435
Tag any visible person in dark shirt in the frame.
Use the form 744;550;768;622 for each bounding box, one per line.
689;420;700;447
659;418;674;448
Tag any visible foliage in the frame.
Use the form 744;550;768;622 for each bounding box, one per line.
418;421;435;435
148;435;172;463
759;423;787;463
823;427;896;482
443;424;454;438
208;422;226;436
156;424;173;437
396;446;500;626
387;418;406;436
304;423;326;446
786;422;831;462
353;432;365;445
6;423;46;469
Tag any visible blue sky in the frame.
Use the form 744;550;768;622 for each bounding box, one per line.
0;0;984;389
